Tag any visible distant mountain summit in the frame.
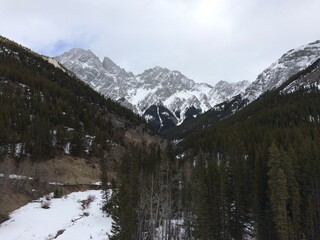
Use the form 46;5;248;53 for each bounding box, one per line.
208;80;250;103
244;40;320;102
56;49;249;131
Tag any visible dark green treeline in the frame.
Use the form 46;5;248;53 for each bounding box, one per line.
180;87;320;240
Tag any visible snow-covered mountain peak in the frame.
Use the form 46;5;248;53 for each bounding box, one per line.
137;66;196;91
57;48;104;74
138;66;168;76
214;80;249;90
61;48;98;63
208;80;250;106
215;80;230;88
244;40;320;101
56;49;251;131
56;48;118;98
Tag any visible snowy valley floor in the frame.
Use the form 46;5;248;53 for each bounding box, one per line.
0;190;112;240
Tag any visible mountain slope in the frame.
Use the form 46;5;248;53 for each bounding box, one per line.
244;40;320;101
56;49;249;131
281;58;320;93
164;40;320;139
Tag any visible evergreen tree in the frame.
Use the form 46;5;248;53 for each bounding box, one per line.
193;151;211;239
268;143;289;240
70;130;85;156
108;146;141;240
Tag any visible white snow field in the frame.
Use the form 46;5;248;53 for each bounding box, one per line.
0;190;112;240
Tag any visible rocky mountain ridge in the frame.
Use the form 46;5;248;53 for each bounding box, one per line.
56;40;320;133
56;49;249;131
244;40;320;102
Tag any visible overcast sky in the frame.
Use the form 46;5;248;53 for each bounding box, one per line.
1;0;320;85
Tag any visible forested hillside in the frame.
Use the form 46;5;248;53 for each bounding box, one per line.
178;85;320;239
0;36;150;161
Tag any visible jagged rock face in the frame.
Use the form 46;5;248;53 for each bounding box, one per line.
56;49;249;130
143;105;177;132
132;66;215;124
244;40;320;101
56;49;117;99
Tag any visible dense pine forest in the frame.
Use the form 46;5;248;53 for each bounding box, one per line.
180;86;320;239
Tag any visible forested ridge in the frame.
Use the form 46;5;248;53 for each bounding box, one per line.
0;36;147;160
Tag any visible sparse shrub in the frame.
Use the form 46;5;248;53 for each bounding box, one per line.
54;188;63;198
80;194;96;210
83;212;90;217
54;229;66;238
0;213;9;223
87;194;95;202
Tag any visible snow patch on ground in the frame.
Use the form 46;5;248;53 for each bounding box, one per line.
9;174;33;180
0;173;33;180
0;190;112;240
48;182;64;186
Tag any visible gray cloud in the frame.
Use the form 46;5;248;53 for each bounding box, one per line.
1;0;320;85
